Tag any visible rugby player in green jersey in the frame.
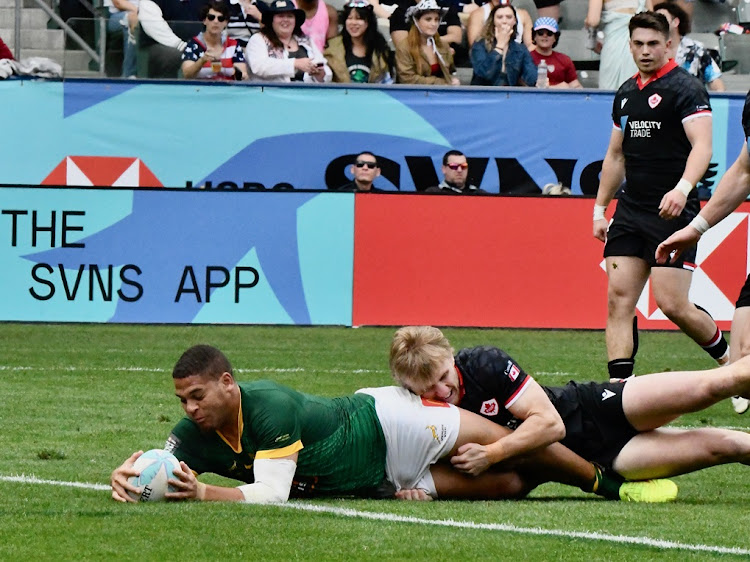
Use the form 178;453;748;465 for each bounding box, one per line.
111;344;651;503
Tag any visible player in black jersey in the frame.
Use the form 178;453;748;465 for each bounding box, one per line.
390;326;750;494
657;89;750;415
592;12;728;381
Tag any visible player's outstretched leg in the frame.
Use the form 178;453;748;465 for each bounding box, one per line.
729;306;750;414
622;354;750;431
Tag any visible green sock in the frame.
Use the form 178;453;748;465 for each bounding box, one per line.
590;464;622;500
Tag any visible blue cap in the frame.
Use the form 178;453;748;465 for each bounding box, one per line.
533;17;559;33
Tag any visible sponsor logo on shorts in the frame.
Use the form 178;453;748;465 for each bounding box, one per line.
426;424;448;444
504;361;520;381
601;389;616;401
480;398;499;416
648;93;662;109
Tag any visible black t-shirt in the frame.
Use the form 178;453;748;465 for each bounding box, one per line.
345;51;371;83
612;61;711;211
288;45;310;81
389;0;461;40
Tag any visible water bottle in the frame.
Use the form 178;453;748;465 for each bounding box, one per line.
537;59;548;89
585;25;597;50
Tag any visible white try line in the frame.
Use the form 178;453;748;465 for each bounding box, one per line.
1;474;747;557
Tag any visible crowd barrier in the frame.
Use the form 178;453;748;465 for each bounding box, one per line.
2;186;748;329
1;79;747;194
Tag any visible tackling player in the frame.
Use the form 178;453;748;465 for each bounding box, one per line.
656;89;750;415
111;344;667;503
592;11;728;381
389;326;750;486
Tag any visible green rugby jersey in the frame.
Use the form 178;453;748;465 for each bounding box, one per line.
166;380;387;497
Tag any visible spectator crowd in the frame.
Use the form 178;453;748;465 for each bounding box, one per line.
88;0;626;84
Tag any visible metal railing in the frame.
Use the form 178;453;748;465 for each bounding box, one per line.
13;0;105;75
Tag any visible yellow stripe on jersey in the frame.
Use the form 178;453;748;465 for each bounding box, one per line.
255;440;303;459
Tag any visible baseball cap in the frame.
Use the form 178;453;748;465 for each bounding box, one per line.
533;17;559;33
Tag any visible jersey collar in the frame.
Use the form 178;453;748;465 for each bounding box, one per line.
636;59;677;90
216;393;244;454
454;364;466;404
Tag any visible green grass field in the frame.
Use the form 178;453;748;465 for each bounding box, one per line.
1;323;749;560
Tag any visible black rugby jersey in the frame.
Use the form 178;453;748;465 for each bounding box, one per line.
454;346;532;428
744;90;750;142
612;60;711;211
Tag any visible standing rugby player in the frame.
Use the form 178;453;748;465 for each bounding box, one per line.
592;11;727;381
657;89;750;414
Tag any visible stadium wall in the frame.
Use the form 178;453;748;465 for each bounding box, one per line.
3;79;748;328
1;186;748;329
0;79;746;194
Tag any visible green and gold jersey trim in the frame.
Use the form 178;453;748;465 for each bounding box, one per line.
216;394;245;454
256;440;304;459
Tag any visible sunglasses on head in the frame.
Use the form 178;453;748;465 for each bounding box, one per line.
355;160;378;169
446;162;468;170
535;29;555;36
206;13;227;21
345;0;370;7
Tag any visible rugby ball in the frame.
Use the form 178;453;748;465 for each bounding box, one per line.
127;449;180;502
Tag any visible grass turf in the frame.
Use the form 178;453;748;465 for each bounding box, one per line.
1;323;748;560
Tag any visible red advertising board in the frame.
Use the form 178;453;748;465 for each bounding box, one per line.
352;195;749;330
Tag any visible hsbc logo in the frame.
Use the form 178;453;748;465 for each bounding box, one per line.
481;398;499;416
600;212;750;325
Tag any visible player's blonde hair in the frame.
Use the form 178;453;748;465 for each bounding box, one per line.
389;326;454;390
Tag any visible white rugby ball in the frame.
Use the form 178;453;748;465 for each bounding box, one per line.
127;449;180;502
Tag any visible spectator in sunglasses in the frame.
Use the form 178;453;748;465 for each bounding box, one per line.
395;0;459;85
337;152;387;192
324;0;394;83
426;150;486;194
529;17;581;88
470;3;537;86
246;0;332;82
181;1;250;79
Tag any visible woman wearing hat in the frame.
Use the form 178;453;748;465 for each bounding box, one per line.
470;3;537;86
181;0;249;80
394;0;459;85
245;0;332;82
324;0;393;83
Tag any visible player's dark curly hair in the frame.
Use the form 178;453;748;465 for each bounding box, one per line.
173;344;233;379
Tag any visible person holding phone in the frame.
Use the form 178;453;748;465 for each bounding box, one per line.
181;0;249;80
245;0;332;82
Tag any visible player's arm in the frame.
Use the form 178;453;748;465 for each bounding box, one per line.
167;452;299;502
657;141;750;263
658;114;713;219
451;379;565;476
593;126;625;242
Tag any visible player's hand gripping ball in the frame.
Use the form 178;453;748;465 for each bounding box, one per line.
127;449;180;502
